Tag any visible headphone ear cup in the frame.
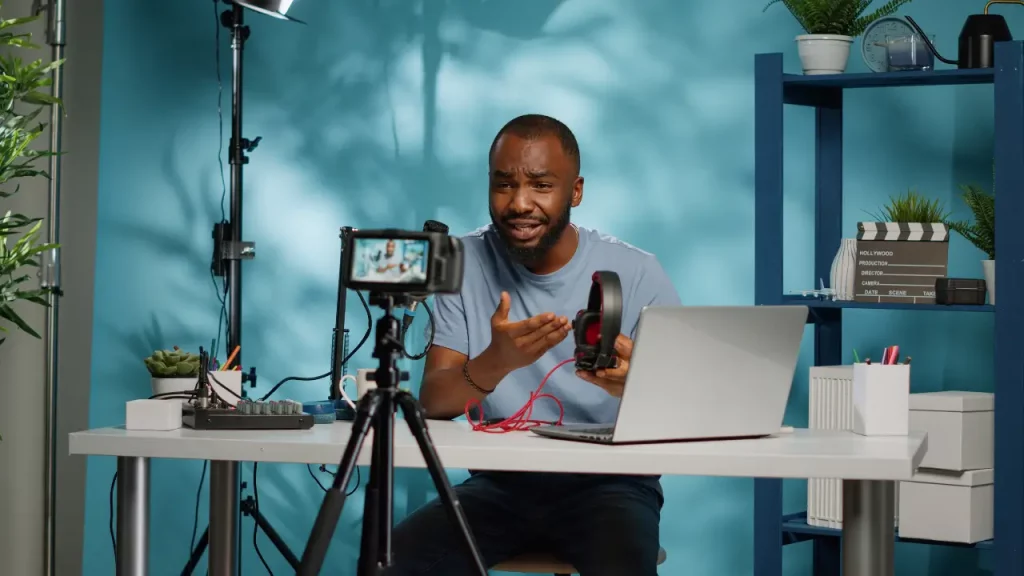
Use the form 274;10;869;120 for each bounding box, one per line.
573;311;601;346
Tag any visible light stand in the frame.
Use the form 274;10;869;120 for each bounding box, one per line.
297;293;488;576
330;226;354;400
38;0;66;574
182;485;301;575
199;1;300;573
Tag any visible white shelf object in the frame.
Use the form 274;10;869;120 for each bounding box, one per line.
899;468;994;544
853;363;910;436
909;391;994;471
807;366;900;529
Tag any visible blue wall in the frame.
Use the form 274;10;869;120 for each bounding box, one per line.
84;0;1023;574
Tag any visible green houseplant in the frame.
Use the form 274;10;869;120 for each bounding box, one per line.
0;6;64;349
145;347;205;399
947;183;996;303
764;0;912;74
868;188;950;223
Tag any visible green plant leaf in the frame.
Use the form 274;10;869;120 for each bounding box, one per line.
0;303;39;338
866;188;950;223
765;0;914;36
0;3;64;347
946;183;995;259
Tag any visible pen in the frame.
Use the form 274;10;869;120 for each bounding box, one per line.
889;345;900;365
853;349;861;363
222;345;241;371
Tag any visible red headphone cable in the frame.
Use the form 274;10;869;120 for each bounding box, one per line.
464;358;574;433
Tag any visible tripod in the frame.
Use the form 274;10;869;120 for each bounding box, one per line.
297;293;488;575
181;482;300;575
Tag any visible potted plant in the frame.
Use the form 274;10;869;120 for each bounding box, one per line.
852;189;951;304
0;7;64;350
764;0;912;75
145;347;202;399
947;184;995;304
0;6;64;442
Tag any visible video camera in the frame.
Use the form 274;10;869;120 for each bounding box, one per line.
342;228;464;295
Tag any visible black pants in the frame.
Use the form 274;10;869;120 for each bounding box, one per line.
383;471;663;576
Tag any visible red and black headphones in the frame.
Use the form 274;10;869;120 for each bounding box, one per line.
572;271;623;371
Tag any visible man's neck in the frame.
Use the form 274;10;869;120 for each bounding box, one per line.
524;224;579;276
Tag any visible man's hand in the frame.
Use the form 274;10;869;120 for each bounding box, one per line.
576;334;633;398
486;291;571;373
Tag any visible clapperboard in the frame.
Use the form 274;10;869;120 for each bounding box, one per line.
853;222;949;304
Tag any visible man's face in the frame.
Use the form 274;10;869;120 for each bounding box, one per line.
385;240;395;257
488;133;582;265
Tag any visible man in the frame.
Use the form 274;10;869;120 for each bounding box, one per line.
375;239;408;280
387;114;680;576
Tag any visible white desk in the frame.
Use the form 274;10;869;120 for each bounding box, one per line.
70;421;927;576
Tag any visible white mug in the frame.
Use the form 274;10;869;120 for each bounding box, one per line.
338;368;378;407
356;368;377;399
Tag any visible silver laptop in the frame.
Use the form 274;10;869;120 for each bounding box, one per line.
530;305;808;444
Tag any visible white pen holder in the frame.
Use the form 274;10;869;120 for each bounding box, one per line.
852;363;910;436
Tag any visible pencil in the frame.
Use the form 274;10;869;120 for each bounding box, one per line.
222;345;240;371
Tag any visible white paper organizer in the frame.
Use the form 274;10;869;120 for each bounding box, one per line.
807;365;899;529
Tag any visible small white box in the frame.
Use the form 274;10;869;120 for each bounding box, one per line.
126;399;183;431
852;363;910;436
909;391;993;471
898;468;993;544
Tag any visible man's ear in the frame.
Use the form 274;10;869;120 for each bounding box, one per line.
571;176;584;207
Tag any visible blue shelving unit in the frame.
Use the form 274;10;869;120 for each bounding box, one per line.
753;42;1024;576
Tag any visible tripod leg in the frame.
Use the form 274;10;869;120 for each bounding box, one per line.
297;390;382;576
358;384;398;575
395;393;488;576
180;527;209;576
242;497;300;570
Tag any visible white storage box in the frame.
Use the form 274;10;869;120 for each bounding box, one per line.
126;399;182;431
806;366;898;528
909;391;993;471
898;468;993;544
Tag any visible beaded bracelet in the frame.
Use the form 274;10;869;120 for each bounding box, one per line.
463;358;493;395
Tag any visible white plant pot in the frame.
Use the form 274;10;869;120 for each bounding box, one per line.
797;34;853;75
982;259;995;305
151;372;243;406
151;377;197;399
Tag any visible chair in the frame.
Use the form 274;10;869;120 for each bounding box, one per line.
492;547;667;575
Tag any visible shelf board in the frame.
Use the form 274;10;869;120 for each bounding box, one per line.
781;296;994;313
782;512;994;550
783;68;994;90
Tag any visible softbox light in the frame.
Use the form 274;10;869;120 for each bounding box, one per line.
234;0;304;23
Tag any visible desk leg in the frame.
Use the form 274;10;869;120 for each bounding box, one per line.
208;461;239;576
117;456;149;576
842;479;895;576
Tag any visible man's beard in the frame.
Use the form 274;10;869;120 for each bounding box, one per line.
491;200;572;266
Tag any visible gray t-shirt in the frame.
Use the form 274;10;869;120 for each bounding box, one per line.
431;224;681;424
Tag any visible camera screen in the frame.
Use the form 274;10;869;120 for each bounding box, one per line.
350;237;430;284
